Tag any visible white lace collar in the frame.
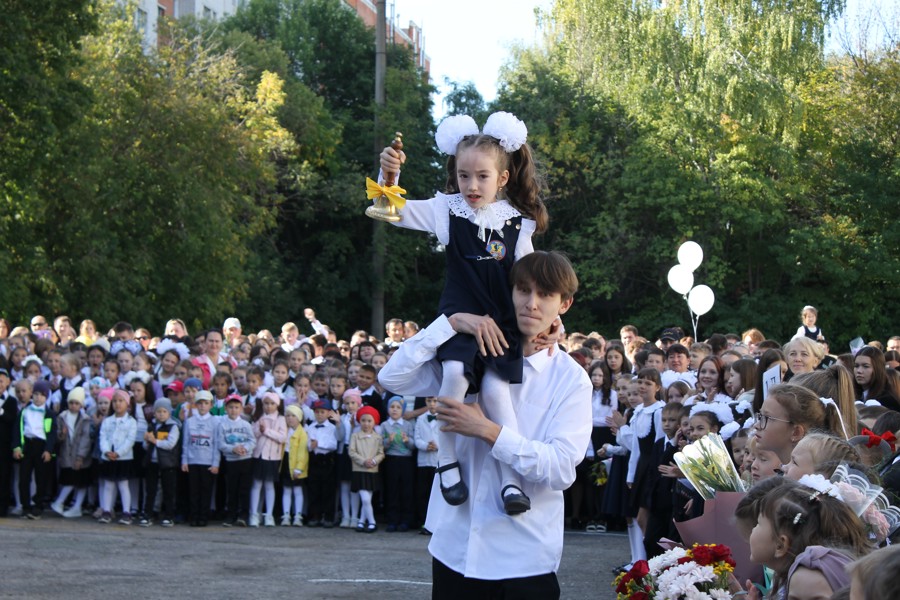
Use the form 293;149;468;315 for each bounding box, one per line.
445;194;522;220
444;194;522;241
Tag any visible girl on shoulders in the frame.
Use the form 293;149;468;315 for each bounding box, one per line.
377;111;547;514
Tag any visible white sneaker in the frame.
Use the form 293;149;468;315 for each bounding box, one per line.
50;501;65;516
350;517;358;528
10;506;23;516
63;506;83;519
293;514;303;527
339;517;351;528
248;514;260;528
280;514;291;526
264;514;275;527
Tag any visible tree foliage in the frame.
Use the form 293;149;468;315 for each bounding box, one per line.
489;0;900;345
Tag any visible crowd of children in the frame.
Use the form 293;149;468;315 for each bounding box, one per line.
565;310;900;599
0;316;444;533
3;307;900;597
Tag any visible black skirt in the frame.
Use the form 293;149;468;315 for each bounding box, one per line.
252;458;280;482
99;459;134;481
279;453;305;488
351;471;382;493
59;467;91;487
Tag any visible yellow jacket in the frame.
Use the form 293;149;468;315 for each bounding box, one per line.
288;427;309;480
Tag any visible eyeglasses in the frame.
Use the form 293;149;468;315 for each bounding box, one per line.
754;412;792;430
31;321;46;327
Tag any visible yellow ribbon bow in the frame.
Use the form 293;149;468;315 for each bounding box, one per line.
365;177;407;210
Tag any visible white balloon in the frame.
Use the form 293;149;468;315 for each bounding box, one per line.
677;241;704;271
667;265;694;295
688;285;715;316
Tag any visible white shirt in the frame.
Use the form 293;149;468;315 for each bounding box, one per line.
378;315;592;580
591;389;618;427
415;412;440;467
305;420;338;454
23;404;48;440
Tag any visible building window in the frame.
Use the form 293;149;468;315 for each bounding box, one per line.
135;8;148;32
203;6;216;19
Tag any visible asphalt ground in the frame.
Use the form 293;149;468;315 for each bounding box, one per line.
0;515;627;599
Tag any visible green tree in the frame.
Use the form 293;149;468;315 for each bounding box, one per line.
442;78;488;123
5;4;292;330
223;0;444;334
0;0;98;317
489;0;880;342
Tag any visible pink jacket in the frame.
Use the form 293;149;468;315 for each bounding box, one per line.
252;413;287;460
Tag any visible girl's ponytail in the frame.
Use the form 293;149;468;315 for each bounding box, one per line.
506;143;548;233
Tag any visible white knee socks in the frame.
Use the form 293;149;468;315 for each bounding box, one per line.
627;520;647;562
481;370;522;499
437;360;470;488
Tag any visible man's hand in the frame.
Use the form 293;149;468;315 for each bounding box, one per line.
436;397;501;445
531;317;562;356
447;313;508;357
304;308;316;321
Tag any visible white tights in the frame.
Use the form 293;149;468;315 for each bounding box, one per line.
101;479;130;514
358;489;375;525
340;481;359;521
55;485;86;510
250;480;275;516
282;485;304;516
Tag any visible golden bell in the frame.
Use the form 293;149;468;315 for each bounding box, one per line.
365;131;404;223
365;197;402;222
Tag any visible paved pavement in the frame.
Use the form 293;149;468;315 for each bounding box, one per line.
0;516;627;599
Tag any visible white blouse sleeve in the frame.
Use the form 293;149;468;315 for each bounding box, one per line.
514;218;536;261
376;169;450;245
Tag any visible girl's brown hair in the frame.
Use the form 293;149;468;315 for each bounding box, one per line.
588;361;614;406
848;545;900;600
730;359;758;397
759;478;871;584
767;383;846;439
445;134;548;233
791;365;858;438
636;367;663;400
853;346;892;400
696;355;727;395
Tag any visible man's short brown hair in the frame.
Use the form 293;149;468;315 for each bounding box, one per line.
509;251;578;300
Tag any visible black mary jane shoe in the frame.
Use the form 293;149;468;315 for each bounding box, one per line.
501;484;531;516
436;462;468;506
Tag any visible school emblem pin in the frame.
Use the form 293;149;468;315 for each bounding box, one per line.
487;240;507;260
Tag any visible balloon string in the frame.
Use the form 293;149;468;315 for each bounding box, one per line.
685;294;700;341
